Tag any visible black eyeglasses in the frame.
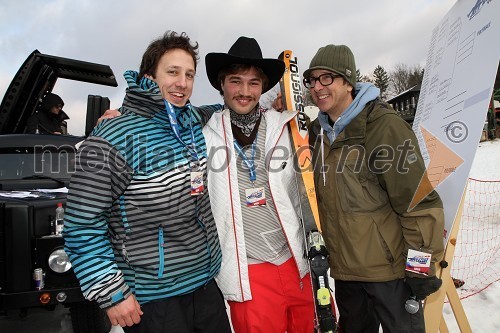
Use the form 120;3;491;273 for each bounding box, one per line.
303;73;342;89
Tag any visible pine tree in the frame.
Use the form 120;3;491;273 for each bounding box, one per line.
356;68;372;83
373;65;390;100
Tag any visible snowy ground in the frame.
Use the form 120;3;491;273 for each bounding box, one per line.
442;138;500;333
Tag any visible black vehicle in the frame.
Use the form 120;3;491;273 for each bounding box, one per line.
0;50;117;333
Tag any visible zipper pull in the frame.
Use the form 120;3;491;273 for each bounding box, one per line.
122;240;130;265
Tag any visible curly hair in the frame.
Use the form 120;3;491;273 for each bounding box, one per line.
139;30;199;79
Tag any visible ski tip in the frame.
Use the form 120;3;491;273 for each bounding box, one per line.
278;50;293;60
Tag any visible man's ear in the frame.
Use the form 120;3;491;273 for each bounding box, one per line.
145;74;153;80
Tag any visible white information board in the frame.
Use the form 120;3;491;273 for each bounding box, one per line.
411;0;500;241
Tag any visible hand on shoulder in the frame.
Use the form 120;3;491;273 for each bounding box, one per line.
97;109;122;125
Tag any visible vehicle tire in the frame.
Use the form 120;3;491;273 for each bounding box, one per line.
69;300;111;333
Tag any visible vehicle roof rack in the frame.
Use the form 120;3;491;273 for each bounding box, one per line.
0;50;118;134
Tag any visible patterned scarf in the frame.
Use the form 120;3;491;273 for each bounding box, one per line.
229;105;262;137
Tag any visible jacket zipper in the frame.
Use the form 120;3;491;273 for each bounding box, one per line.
120;195;131;265
158;225;164;278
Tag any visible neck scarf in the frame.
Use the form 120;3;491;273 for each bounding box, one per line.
229;106;261;137
229;106;262;147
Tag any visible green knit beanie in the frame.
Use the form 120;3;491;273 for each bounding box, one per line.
303;44;356;87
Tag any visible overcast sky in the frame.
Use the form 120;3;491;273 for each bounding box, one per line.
0;0;456;135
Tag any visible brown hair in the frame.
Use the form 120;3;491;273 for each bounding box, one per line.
216;64;269;95
139;30;199;79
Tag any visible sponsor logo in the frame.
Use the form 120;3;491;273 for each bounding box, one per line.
288;55;308;136
247;189;264;199
408;256;430;265
192;174;203;185
468;0;492;20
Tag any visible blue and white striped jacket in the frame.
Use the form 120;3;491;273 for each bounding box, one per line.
63;71;222;308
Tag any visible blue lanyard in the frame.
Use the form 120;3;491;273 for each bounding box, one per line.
164;100;199;161
233;135;258;184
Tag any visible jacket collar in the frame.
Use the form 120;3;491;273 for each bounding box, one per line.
311;101;374;148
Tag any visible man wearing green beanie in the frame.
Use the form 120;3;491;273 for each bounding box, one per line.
304;44;445;332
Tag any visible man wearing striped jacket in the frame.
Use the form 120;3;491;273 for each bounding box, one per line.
63;31;231;333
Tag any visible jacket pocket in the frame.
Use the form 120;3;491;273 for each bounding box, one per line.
372;214;405;272
336;160;389;213
118;198;164;275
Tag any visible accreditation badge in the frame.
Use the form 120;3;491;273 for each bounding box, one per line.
190;171;204;195
245;187;266;207
405;249;432;276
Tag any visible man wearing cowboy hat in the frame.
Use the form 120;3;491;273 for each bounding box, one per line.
202;37;315;333
94;37;317;331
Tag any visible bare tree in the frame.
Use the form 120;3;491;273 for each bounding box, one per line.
390;63;411;96
389;63;424;97
408;66;425;88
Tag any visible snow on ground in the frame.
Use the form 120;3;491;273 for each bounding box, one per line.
442;138;500;332
469;139;500;180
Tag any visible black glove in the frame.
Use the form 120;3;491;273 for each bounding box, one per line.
405;276;442;300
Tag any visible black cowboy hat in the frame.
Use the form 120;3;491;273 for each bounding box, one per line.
205;36;285;94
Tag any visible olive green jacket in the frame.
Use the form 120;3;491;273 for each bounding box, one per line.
309;100;444;282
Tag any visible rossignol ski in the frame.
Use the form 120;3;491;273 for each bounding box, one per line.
278;50;338;333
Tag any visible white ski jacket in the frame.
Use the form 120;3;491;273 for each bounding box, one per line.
203;107;310;302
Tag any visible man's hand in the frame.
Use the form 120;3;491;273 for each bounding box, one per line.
405;276;442;300
106;294;143;327
272;92;284;112
97;109;122;125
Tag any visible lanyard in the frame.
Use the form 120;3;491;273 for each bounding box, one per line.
233;135;258;184
164;100;199;162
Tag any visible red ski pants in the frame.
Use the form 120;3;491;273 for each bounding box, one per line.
228;258;315;333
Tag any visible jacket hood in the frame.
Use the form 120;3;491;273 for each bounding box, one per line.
120;70;193;129
318;82;379;143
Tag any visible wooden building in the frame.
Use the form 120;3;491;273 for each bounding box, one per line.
387;85;421;124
